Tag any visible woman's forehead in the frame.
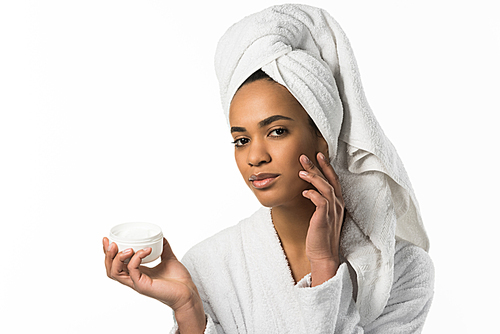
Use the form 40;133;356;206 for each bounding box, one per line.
229;79;309;126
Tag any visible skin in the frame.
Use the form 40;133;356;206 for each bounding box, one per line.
229;79;344;285
102;238;206;333
102;78;344;333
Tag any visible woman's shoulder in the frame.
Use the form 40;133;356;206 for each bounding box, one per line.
182;207;268;264
393;237;435;289
180;208;267;269
179;218;255;288
394;237;433;267
182;223;243;263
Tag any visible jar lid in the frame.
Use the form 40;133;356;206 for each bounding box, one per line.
109;222;163;245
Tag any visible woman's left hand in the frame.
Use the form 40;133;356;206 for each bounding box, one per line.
299;152;345;286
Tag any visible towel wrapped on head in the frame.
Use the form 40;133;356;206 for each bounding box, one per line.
214;4;430;325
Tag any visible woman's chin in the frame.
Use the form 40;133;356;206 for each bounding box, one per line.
252;189;308;210
254;196;278;208
252;192;283;208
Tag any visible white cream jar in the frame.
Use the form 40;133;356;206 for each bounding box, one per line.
109;222;163;264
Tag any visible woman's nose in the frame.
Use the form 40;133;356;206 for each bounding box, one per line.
247;141;271;167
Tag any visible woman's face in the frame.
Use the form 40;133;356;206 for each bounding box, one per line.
229;79;327;209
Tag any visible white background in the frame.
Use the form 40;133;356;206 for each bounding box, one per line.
1;1;498;333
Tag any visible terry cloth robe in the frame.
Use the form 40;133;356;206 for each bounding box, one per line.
214;4;433;324
169;207;434;334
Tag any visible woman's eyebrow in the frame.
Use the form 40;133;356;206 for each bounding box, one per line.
231;126;246;133
230;115;294;133
258;115;294;127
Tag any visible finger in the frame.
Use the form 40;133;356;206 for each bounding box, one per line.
128;248;153;287
299;169;333;199
104;241;118;278
302;189;329;220
300;154;327;180
299;157;335;201
102;237;109;254
110;248;134;286
316;152;344;202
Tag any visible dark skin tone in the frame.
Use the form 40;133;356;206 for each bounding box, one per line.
102;238;206;333
102;78;345;333
229;79;345;285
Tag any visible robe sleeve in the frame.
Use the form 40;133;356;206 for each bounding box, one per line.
168;255;225;334
169;312;220;334
294;240;434;333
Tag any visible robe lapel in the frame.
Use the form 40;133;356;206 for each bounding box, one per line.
240;207;306;333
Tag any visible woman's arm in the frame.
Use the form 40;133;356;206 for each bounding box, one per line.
103;237;207;333
363;240;434;333
297;153;434;332
295;239;434;333
169;252;227;334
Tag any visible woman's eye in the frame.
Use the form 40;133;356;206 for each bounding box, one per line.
232;138;249;147
269;128;287;137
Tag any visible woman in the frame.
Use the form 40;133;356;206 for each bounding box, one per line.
103;4;434;333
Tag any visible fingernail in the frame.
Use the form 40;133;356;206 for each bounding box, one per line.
299;171;308;177
123;248;132;254
107;243;113;252
319;152;326;160
302;155;310;163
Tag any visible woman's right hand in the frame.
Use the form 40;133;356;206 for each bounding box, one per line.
103;237;206;333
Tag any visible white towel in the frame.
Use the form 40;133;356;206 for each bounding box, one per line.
214;4;430;325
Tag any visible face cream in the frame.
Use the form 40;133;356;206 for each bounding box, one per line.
109;222;163;264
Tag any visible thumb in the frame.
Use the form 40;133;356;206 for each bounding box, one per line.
161;238;177;262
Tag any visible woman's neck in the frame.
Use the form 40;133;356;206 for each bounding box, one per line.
271;197;316;250
271;197;316;282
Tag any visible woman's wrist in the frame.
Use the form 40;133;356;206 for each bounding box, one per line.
309;257;340;287
174;297;206;333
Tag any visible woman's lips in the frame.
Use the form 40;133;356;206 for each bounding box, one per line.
249;173;280;189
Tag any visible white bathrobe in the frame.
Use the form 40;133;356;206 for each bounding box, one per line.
170;207;434;333
169;4;434;332
213;4;433;324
